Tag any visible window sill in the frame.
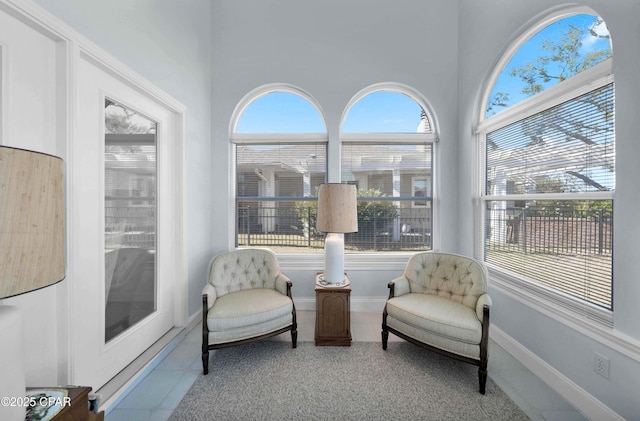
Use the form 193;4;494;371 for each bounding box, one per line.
488;266;640;363
276;252;413;272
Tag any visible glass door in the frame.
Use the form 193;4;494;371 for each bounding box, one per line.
71;53;183;391
104;100;157;342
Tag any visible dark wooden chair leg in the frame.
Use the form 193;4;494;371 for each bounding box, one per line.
381;307;389;350
202;349;209;375
202;294;210;375
290;302;297;348
478;304;490;394
479;365;487;394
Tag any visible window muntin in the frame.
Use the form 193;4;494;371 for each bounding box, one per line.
479;13;614;314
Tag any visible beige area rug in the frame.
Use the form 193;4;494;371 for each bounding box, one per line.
170;341;529;420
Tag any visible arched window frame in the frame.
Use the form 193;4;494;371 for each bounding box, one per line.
230;84;329;253
230;83;328;142
474;7;615;327
340;83;441;254
340;82;439;142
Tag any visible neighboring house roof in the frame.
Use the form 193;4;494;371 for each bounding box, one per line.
237;144;431;175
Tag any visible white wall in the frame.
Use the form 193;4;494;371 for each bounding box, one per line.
0;0;213;388
210;0;461;297
457;1;640;418
0;2;70;386
31;0;215;316
4;0;639;417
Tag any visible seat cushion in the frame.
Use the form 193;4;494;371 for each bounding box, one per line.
386;293;482;345
207;288;293;332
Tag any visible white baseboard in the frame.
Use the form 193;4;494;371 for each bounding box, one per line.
491;326;623;421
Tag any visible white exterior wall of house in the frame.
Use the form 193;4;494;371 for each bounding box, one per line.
1;0;638;418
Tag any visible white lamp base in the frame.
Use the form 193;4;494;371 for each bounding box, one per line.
323;232;345;284
0;306;26;421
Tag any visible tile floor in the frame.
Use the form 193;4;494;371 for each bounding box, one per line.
105;311;588;421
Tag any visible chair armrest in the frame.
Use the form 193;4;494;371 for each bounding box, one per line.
388;276;410;298
275;273;292;297
202;283;217;310
475;294;492;321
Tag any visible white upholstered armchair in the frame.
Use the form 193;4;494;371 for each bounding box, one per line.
382;252;492;394
202;248;297;374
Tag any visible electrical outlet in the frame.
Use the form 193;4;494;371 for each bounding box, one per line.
594;352;610;379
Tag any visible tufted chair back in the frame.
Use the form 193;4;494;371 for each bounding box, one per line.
403;252;488;310
207;248;281;298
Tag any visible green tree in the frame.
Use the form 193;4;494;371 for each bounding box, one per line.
489;18;611;112
294;187;398;244
351;188;398;244
512;24;609;96
488;17;613;194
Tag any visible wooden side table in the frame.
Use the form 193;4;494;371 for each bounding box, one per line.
314;273;351;346
26;386;104;421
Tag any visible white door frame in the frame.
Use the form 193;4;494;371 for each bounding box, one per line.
0;0;187;389
67;45;187;389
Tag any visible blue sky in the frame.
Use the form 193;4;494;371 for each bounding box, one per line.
236;14;611;133
487;14;611;117
236;91;325;133
236;90;423;134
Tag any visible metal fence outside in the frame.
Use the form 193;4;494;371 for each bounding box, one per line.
485;206;613;309
486;207;612;256
105;204;156;250
237;202;432;252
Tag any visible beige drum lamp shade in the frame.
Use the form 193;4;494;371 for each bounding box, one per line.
0;146;65;298
316;183;358;234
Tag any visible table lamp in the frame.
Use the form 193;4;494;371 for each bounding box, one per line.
0;146;65;421
0;146;65;298
316;183;358;284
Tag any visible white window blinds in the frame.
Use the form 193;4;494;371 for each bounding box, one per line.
483;83;614;312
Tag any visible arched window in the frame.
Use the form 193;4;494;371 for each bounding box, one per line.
231;85;327;251
235;91;326;133
476;10;614;323
341;86;437;252
485;13;611;118
342;90;432;133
